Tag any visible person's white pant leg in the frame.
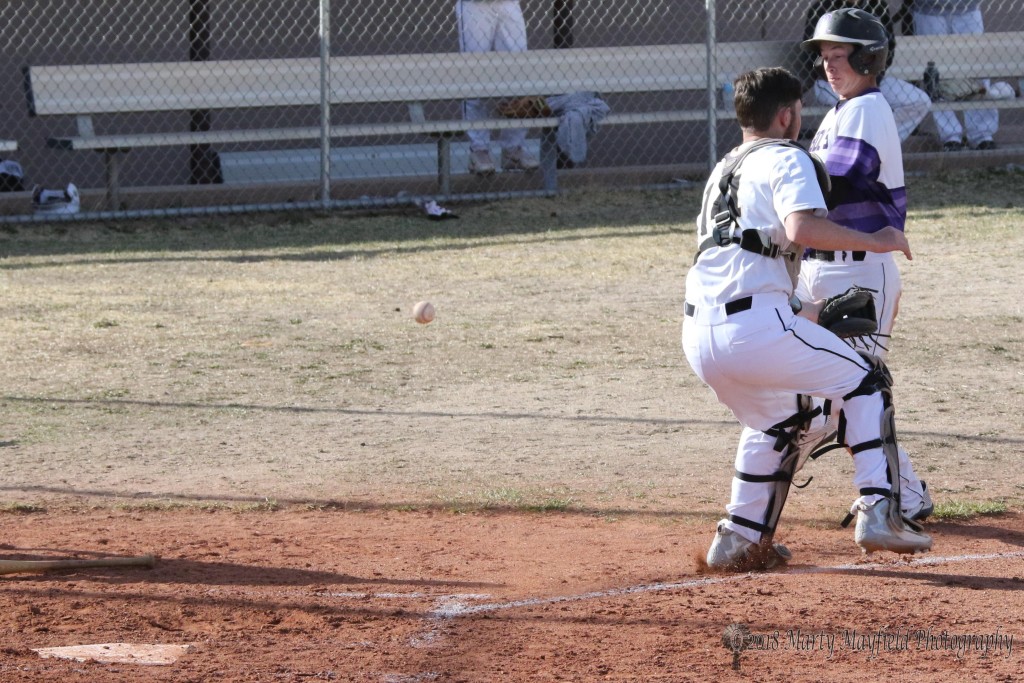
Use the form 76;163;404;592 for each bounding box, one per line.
879;77;930;142
493;1;528;151
914;9;996;146
683;306;895;542
457;0;501;150
795;257;926;512
492;0;527;53
914;11;963;143
843;392;892;507
724;427;786;544
951;10;998;145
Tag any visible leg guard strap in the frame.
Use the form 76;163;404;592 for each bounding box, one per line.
764;400;823;453
841;487;896;527
728;514;773;535
734;469;791;484
849;438;882;454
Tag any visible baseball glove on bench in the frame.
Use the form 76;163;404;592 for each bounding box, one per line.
818;286;877;338
497;95;552;118
938;78;987;101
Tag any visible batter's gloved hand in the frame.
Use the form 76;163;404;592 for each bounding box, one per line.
817;286;878;338
496;95;552;118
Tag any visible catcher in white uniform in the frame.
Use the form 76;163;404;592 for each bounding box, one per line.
682;66;932;571
800;7;933;523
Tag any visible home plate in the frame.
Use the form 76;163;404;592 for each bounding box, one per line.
33;643;195;665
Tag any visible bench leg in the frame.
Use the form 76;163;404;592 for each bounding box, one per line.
102;149;125;210
540;127;558;193
436;135;452;196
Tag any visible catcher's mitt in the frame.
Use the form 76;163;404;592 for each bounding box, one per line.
818;286;877;338
496;95;552;118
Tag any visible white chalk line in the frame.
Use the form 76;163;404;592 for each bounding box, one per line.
388;547;1024;675
206;549;1024;618
427;549;1024;619
286;549;1024;620
219;550;1024;681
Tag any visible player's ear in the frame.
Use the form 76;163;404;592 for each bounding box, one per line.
777;105;793;133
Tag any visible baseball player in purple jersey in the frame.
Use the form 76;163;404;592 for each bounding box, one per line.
800;7;933;523
683;67;931;571
803;0;930;144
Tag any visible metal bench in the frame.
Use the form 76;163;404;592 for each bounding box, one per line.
24;42;796;209
27;33;1020;210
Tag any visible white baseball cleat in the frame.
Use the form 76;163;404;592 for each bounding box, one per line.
706;521;792;571
854;498;932;554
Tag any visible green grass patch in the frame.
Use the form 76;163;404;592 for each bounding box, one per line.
0;502;47;514
931;499;1008;520
440;487;576;513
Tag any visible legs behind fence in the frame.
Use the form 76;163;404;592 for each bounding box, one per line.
99;149;128;211
540;127;558;193
435;133;454;195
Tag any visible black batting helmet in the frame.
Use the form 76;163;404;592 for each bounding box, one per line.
802;7;889;76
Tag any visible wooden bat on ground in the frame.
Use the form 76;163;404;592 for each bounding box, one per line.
0;554;157;575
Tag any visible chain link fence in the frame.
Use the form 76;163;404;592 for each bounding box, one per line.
1;0;1021;220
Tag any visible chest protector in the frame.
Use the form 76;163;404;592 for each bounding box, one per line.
694;139;830;263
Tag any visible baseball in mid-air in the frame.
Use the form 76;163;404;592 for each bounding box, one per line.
413;301;435;324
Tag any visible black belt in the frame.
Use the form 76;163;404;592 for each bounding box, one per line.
684;296;753;318
807;249;865;262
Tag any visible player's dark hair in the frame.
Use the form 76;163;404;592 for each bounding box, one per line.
734;67;803;131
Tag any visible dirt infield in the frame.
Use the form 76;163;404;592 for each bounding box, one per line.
1;509;1023;681
0;173;1023;680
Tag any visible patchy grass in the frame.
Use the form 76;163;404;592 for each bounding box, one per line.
0;501;46;514
439;487;577;513
931;500;1008;520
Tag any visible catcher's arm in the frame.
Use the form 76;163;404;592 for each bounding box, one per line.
784;211;912;261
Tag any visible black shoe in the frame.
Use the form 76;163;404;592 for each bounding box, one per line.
975;140;997;151
942;140;964;152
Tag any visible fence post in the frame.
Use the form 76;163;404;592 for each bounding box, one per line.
188;0;223;185
705;0;717;175
319;0;332;208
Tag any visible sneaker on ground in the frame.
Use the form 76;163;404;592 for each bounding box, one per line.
975;139;997;151
942;140;964;152
468;149;495;176
854;498;932;554
501;147;539;172
32;183;80;215
706;521;792;571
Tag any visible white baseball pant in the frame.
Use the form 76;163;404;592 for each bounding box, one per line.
683;293;897;544
913;8;997;147
456;0;528;152
796;250;928;515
